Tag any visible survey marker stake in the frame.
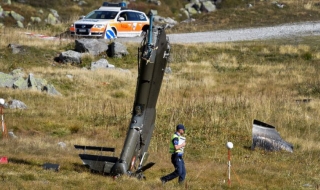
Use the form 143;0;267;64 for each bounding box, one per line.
226;142;233;187
0;98;8;139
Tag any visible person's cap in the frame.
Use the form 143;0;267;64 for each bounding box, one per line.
176;124;185;131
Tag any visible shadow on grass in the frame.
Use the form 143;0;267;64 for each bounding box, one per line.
9;158;41;166
73;162;91;173
72;163;115;178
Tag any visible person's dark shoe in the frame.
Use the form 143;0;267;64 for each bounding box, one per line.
160;177;166;185
178;180;184;185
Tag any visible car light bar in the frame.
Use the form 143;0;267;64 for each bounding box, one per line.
102;2;127;8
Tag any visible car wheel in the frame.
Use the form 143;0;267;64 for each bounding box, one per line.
140;25;149;37
140;30;147;37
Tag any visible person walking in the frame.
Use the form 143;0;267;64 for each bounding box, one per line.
160;124;186;185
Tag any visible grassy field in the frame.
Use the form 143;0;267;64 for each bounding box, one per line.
0;0;320;189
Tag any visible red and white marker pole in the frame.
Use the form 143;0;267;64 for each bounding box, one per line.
0;98;8;139
226;142;233;187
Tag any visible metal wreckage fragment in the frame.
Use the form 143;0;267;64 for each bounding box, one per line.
251;119;293;153
74;11;171;179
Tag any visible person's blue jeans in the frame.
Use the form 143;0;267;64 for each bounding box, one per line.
161;153;186;183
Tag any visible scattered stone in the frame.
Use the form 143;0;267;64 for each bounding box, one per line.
7;44;26;54
31;16;42;23
181;18;196;23
43;163;60;172
91;59;115;71
58;142;66;148
8;99;27;109
8;131;17;138
78;1;87;6
66;74;73;79
165;66;172;74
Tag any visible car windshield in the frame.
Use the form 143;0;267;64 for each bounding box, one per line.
85;10;118;19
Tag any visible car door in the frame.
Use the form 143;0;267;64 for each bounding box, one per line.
116;11;133;37
127;11;148;37
129;12;149;33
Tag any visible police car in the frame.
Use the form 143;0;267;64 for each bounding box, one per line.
69;2;149;38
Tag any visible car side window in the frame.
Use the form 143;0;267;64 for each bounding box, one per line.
137;13;147;21
119;12;128;21
127;12;147;21
127;12;137;21
86;11;98;19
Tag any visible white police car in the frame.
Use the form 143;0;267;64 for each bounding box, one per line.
69;2;149;39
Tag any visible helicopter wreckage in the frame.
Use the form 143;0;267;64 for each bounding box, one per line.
74;11;170;179
251;119;293;153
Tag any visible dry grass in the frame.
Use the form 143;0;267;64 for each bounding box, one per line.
1;3;320;188
1;38;320;188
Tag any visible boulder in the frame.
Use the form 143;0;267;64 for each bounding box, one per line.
46;13;59;25
90;59;115;71
0;6;4;18
59;50;82;64
154;16;178;28
49;9;60;18
201;1;216;12
31;17;42;23
13;77;28;90
75;39;109;56
3;0;11;5
78;1;87;6
180;8;190;19
0;71;61;96
43;84;62;96
10;11;24;22
107;42;129;58
3;11;9;17
0;72;14;88
10;68;25;78
185;4;199;15
17;20;24;28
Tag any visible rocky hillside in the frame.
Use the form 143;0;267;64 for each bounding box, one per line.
1;0;320;34
0;0;219;29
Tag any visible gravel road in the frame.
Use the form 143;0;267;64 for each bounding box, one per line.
117;21;320;44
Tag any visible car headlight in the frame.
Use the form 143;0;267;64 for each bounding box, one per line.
93;24;106;28
70;24;74;27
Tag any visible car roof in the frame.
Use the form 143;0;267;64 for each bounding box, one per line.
97;7;147;15
98;7;122;11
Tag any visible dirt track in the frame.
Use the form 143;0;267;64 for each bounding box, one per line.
117;21;320;44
